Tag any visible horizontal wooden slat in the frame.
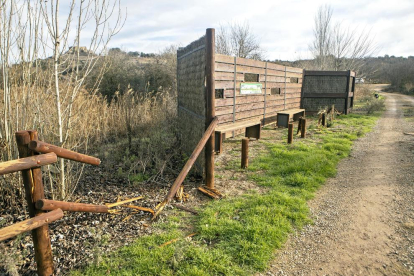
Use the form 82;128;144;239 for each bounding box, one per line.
215;72;244;81
302;93;347;98
217;103;301;124
304;70;352;76
216;119;261;132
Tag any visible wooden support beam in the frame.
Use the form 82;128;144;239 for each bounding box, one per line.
0;153;57;176
29;140;100;166
288;123;294;144
15;130;54;276
36;199;109;213
241;138;249;169
0;209;63;242
301;118;307;138
205;28;216;190
154;117;219;218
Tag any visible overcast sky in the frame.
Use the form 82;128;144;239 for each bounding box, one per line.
104;0;414;61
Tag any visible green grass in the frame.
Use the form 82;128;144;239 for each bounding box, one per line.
73;113;378;276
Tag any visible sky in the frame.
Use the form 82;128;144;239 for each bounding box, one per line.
88;0;414;61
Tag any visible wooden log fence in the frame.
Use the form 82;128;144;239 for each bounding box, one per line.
0;130;103;276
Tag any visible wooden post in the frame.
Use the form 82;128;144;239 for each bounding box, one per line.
16;130;55;276
301;118;307;138
205;28;215;189
241;138;249;169
288;123;294;144
322;113;326;127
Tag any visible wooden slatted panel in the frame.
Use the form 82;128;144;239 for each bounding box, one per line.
214;53;303;127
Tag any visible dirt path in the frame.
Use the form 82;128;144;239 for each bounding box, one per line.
264;92;414;276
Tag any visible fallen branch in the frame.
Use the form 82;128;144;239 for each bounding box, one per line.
106;196;144;208
171;203;198;215
198;186;222;199
159;233;197;248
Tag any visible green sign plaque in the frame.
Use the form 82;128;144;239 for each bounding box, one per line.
240;83;262;95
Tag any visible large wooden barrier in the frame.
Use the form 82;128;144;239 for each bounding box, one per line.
214;54;303;129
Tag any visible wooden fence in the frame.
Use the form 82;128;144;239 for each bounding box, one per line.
301;70;356;115
2;118;218;275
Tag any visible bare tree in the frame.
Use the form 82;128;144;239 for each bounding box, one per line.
216;21;264;60
39;0;125;199
310;5;377;73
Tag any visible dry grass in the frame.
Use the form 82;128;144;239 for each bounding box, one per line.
0;79;177;209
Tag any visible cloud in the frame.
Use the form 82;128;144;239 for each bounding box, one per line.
100;0;414;60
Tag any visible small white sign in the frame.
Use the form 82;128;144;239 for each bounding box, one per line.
240;83;262;95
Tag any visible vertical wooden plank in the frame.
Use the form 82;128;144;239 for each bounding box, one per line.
284;66;287;110
232;56;237;137
15;130;54;276
263;62;267;125
205;28;215;189
300;69;306;109
344;70;351;115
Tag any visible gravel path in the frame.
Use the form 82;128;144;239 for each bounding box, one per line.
264;92;414;276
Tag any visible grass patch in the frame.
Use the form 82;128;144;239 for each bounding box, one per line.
73;113;378;276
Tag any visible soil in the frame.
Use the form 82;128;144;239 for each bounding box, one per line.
262;90;414;275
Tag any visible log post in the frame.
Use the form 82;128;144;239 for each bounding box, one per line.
301;118;307;138
0;209;63;242
241;138;249;169
29;140;100;165
36;199;109;213
288;123;294;144
16;130;54;276
205;28;215;189
0;153;57;176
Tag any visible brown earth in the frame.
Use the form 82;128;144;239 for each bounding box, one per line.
263;90;414;275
